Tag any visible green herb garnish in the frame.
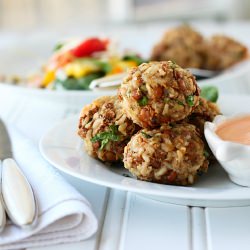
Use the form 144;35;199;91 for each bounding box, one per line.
94;61;112;74
53;42;64;51
177;100;184;106
138;96;148;106
122;173;132;178
169;60;177;69
186;95;194;107
198;99;203;106
203;150;210;158
164;97;169;103
141;131;152;139
91;125;120;150
201;86;219;103
54;72;104;90
123;54;146;65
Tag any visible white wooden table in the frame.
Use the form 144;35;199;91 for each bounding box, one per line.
1;22;250;250
0;85;250;250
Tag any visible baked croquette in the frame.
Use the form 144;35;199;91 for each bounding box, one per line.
78;96;138;162
150;25;206;68
124;123;208;185
119;61;200;128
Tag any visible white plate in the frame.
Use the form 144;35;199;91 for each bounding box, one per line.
1;57;250;108
40;94;250;207
1;58;250;99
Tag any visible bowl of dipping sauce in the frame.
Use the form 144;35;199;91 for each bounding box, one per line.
205;114;250;187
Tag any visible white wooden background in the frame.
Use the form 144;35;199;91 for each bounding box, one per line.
0;0;250;32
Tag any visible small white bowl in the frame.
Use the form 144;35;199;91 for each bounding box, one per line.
205;114;250;187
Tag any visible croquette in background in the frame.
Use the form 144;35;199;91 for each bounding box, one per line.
151;25;248;70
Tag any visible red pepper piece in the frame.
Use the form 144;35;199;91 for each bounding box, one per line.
70;38;108;58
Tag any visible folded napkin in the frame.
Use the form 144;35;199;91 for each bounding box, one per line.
0;126;98;249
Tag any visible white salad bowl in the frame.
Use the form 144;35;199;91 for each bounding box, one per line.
205;114;250;187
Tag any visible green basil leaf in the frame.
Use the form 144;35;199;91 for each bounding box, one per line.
91;125;120;150
177;100;184;106
141;131;152;139
53;42;64;52
123;54;146;65
94;61;112;74
203;150;210;158
201;86;219;103
138;96;148;106
186;95;194;107
54;72;104;90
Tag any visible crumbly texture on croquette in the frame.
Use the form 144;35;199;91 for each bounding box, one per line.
193;97;220;121
123;123;208;186
150;25;207;68
78;96;138;162
185;97;220;135
119;61;200;128
204;35;248;70
180;97;220;163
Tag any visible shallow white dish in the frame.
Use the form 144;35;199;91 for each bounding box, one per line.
205;114;250;187
1;30;250;104
1;58;250;98
40;94;250;207
0;83;114;107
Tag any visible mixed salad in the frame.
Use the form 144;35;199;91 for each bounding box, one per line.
28;37;145;90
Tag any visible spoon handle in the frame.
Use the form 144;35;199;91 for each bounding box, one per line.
1;158;38;229
89;73;126;90
0;198;6;233
0;161;6;232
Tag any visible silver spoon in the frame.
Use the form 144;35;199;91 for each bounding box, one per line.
89;68;221;90
0;162;6;232
89;73;126;90
0;119;38;231
187;68;221;80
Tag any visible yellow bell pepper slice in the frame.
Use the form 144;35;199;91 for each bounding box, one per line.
41;70;55;87
108;60;137;75
64;60;100;78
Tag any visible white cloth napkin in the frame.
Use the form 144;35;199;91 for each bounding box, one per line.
0;126;98;249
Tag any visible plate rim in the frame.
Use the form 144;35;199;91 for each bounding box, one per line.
1;58;250;96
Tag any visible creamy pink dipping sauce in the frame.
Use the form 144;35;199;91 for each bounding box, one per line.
216;115;250;145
